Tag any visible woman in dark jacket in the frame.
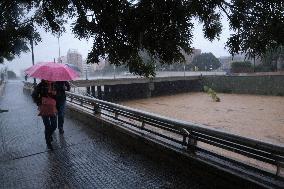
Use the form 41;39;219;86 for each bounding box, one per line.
32;80;57;150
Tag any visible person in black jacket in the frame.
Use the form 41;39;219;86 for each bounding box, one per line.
32;80;57;150
55;81;70;134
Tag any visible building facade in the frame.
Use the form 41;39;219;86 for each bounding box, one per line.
67;49;83;72
57;56;67;64
182;48;202;64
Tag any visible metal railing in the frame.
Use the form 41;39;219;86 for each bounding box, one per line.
66;91;284;179
69;82;95;98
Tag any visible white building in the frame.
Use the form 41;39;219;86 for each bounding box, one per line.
57;56;67;64
219;53;261;72
181;48;202;64
67;49;83;72
82;59;95;77
93;58;107;71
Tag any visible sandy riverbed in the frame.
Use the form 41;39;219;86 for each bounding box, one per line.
121;92;284;146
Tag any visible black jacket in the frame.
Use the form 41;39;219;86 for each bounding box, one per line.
55;81;70;102
32;81;56;106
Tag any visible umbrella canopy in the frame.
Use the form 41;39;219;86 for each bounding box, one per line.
25;62;79;81
65;63;81;73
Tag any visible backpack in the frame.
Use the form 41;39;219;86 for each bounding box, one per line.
33;82;57;116
38;96;57;116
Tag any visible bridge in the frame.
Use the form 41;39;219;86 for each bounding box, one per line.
1;80;284;188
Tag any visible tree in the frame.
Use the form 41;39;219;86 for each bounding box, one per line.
7;70;17;79
191;53;221;71
1;1;283;77
257;46;284;72
231;61;253;73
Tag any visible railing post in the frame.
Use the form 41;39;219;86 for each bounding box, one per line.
276;160;284;176
187;130;197;154
141;121;145;129
114;111;118;119
93;103;101;116
182;129;189;146
182;129;197;153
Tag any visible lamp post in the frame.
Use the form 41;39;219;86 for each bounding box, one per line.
85;63;89;80
113;65;116;79
30;34;36;86
253;56;256;72
183;63;186;77
58;36;61;63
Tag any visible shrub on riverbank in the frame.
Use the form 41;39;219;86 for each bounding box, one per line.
204;86;220;102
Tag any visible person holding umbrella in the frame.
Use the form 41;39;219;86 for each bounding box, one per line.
32;80;57;150
55;81;70;134
26;62;78;150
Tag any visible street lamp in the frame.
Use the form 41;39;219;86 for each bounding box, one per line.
113;65;116;79
58;36;61;63
183;63;186;77
30;33;36;86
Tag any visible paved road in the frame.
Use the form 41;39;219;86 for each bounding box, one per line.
0;80;214;189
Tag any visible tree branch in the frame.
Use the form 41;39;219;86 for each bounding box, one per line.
222;1;262;17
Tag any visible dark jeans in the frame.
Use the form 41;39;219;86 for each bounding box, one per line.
57;100;66;130
42;116;57;144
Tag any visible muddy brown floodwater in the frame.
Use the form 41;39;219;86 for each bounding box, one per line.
121;92;284;146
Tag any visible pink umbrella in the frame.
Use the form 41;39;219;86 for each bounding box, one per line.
25;62;79;81
25;62;45;74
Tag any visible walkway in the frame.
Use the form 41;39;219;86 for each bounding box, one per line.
0;81;257;189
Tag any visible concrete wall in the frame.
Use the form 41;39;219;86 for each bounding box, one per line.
100;79;202;101
202;75;284;95
152;80;202;96
88;75;284;101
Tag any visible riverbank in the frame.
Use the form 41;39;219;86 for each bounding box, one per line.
121;92;284;146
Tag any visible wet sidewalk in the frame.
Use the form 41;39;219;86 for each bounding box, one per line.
0;81;213;189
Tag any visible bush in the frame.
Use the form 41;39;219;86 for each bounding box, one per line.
231;61;253;73
203;86;220;102
192;53;221;71
255;64;274;72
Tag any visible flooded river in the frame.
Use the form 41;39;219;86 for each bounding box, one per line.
121;92;284;146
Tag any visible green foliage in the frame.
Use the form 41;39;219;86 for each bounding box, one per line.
231;61;253;73
0;2;40;64
257;46;284;72
203;86;220;102
225;1;284;58
203;86;210;92
1;0;284;77
191;53;221;71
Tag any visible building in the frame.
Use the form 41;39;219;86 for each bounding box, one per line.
93;58;107;71
82;59;96;78
57;56;67;64
67;49;83;72
181;48;202;64
219;53;261;72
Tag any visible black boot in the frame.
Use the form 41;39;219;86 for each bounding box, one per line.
45;133;54;150
47;142;53;150
59;128;64;134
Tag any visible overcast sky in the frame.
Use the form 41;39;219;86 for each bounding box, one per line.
5;17;232;75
